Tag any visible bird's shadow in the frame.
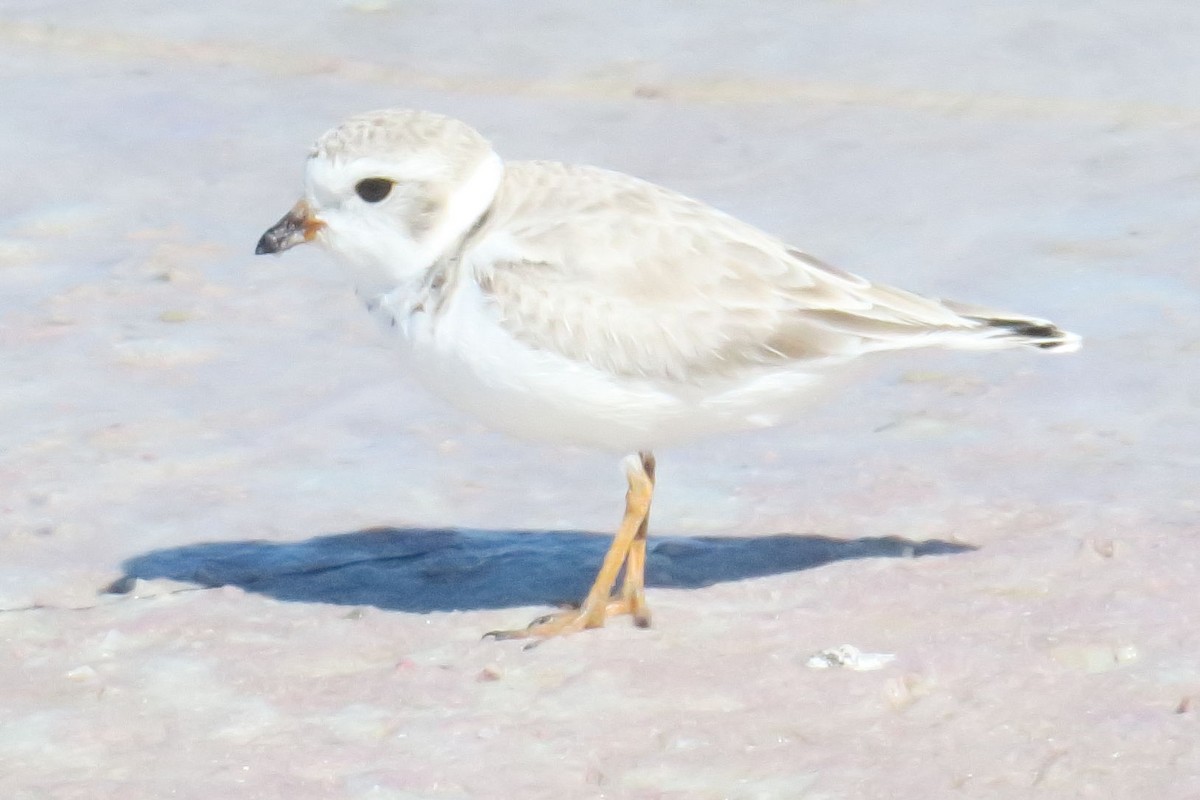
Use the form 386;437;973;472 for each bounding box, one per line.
106;527;975;613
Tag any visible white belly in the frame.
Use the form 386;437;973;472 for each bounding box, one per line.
371;281;834;452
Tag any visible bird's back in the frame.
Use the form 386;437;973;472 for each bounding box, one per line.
459;160;1078;387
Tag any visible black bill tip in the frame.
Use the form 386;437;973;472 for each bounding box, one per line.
254;231;280;255
255;201;322;256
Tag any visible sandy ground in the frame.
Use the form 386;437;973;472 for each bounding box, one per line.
3;3;1200;798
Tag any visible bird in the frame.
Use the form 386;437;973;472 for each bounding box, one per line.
256;108;1080;641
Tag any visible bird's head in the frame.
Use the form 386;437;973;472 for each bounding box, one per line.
256;109;503;291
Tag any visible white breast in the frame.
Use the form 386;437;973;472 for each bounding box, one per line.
367;277;832;452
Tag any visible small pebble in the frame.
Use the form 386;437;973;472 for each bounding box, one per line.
102;576;137;595
158;309;193;323
1079;537;1119;559
476;665;503;682
66;665;98;682
883;674;930;710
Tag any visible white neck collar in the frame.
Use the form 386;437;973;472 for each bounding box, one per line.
417;151;503;269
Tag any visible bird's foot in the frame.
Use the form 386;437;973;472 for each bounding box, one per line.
483;596;651;644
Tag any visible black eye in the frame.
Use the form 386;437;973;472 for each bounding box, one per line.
355;178;394;203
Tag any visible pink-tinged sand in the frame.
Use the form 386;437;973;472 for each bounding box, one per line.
3;3;1199;797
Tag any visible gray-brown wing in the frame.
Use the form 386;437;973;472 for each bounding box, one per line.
468;162;986;383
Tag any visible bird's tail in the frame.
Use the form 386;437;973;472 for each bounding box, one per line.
942;300;1081;353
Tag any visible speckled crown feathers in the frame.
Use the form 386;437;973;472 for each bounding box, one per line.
310;108;493;179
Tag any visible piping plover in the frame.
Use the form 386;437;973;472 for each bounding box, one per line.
256;109;1079;640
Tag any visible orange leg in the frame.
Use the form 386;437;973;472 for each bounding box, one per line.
485;451;656;641
615;452;654;627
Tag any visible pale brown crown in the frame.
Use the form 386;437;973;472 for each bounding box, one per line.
310;108;492;183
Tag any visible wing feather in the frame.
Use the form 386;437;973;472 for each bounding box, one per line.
465;162;1037;382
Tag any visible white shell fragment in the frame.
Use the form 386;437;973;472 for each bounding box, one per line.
806;645;897;671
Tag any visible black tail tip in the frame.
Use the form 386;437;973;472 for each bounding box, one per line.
985;317;1081;352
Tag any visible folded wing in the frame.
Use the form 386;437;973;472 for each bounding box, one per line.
469;162;1078;384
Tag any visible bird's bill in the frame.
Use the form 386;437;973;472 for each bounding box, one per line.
255;200;324;255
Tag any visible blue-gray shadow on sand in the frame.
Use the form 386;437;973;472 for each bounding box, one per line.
108;528;974;612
